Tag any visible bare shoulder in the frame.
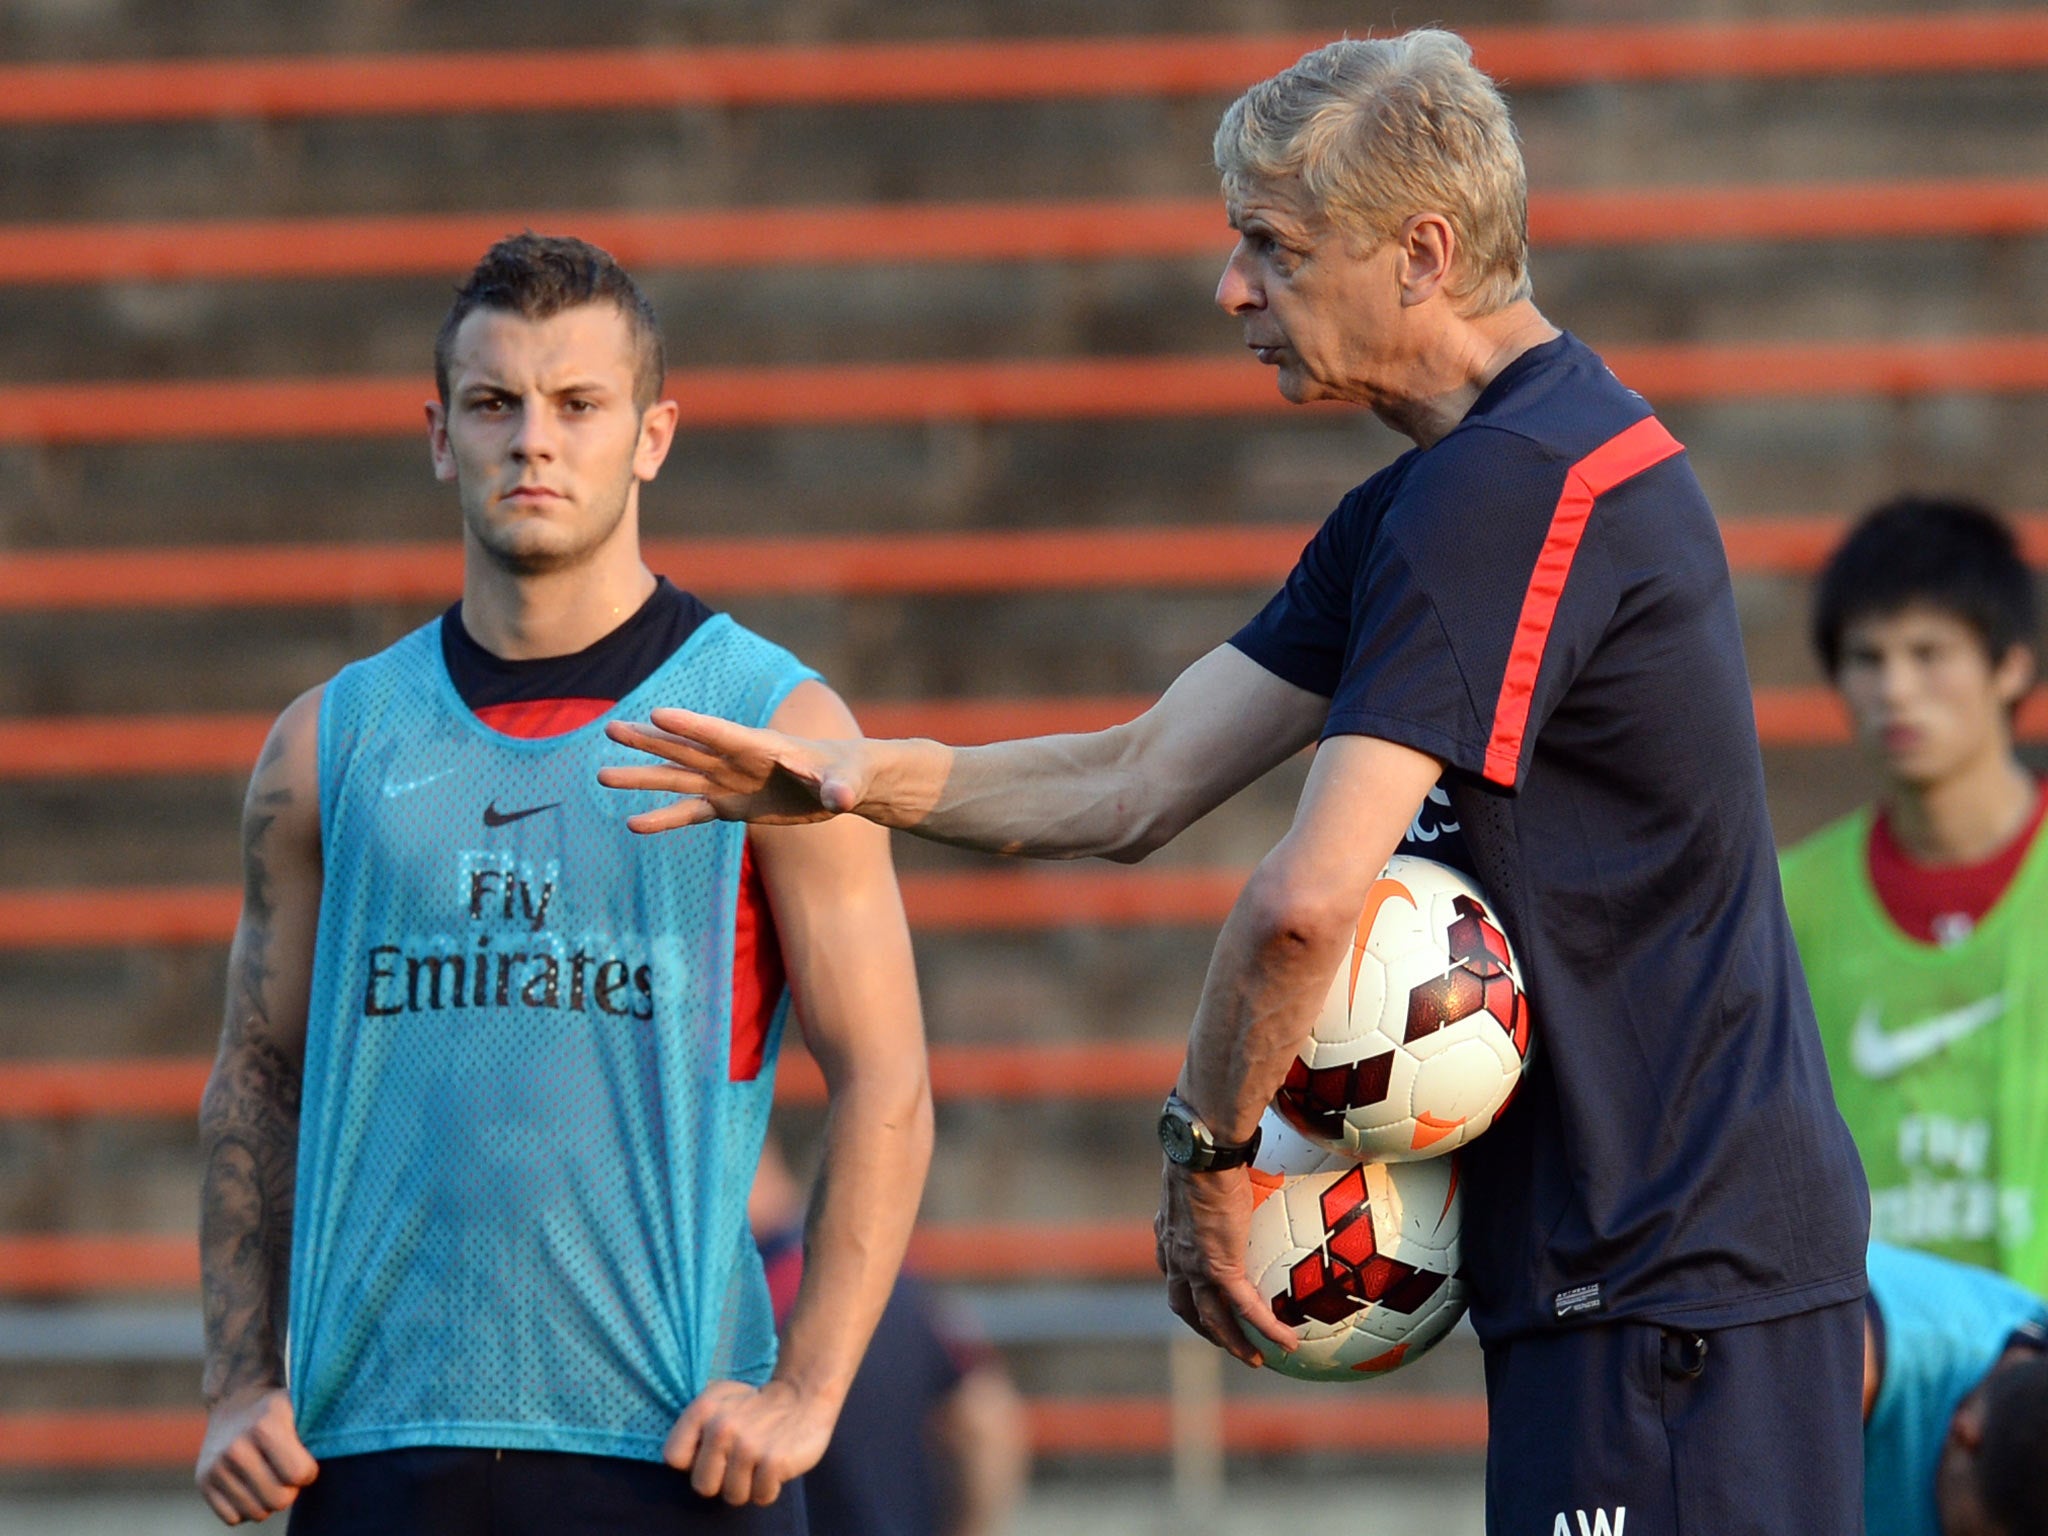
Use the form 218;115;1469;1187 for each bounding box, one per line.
219;686;327;1062
766;678;860;740
246;685;326;853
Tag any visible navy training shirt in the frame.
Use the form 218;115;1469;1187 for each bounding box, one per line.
1232;332;1869;1342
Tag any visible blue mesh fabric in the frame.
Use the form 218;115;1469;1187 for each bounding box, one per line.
289;614;817;1461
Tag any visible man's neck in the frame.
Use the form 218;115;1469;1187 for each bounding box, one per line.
460;545;658;661
1883;747;2038;866
1377;302;1560;449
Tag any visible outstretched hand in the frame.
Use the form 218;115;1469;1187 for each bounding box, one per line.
1155;1160;1300;1368
600;708;870;833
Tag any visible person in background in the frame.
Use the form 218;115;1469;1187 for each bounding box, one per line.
750;1140;1029;1536
1782;497;2048;1287
1862;1241;2048;1536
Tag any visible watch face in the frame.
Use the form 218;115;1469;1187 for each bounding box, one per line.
1158;1109;1197;1165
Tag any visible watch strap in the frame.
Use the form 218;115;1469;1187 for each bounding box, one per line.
1161;1091;1263;1172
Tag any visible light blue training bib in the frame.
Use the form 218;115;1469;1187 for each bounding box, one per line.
1865;1241;2048;1536
289;613;816;1461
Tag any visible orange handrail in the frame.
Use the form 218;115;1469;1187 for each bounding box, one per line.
907;1222;1156;1280
0;1409;206;1470
6;178;2046;286
4;688;2046;783
0;1222;1159;1293
0;698;1158;776
4;518;2047;615
7;337;2048;447
0;14;2043;124
0;1395;1488;1467
1748;687;2048;743
0;1058;209;1118
0;1234;197;1293
0;1042;1187;1120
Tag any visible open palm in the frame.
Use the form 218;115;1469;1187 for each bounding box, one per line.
600;708;863;831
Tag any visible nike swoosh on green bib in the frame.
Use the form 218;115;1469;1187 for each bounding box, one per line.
1849;995;2006;1080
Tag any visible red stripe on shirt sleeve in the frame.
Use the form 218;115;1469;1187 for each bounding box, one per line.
1480;416;1685;787
731;841;787;1082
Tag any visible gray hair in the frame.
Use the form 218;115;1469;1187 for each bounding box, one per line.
1214;31;1532;315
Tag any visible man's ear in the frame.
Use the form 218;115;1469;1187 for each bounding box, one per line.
426;400;457;483
1992;642;2036;709
1395;212;1457;308
633;399;681;483
1950;1386;1988;1453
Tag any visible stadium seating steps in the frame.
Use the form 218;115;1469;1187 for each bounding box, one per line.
1;0;2045;1473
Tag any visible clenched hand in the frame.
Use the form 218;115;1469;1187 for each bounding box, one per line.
196;1385;318;1525
665;1378;835;1506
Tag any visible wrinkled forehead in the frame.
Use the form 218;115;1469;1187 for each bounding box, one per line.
1224;173;1326;234
445;301;640;393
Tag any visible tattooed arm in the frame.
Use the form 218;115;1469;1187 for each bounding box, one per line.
195;687;324;1526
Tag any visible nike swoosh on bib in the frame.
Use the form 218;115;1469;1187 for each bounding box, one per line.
482;800;561;827
382;768;454;798
1849;994;2005;1080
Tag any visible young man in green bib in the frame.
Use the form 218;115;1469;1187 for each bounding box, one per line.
1783;496;2048;1288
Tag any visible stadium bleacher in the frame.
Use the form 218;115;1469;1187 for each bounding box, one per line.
2;2;2045;1489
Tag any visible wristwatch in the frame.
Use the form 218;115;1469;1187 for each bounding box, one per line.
1157;1090;1263;1172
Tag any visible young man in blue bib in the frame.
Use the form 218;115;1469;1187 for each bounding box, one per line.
1861;1243;2048;1536
194;235;933;1532
601;32;1870;1535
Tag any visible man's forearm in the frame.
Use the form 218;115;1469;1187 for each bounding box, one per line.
773;1071;934;1409
1178;866;1356;1144
860;730;1163;861
1178;738;1440;1139
199;1038;300;1403
200;695;319;1410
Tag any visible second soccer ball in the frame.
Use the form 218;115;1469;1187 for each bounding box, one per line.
1243;1140;1466;1381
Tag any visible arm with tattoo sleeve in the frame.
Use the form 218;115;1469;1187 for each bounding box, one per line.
195;688;324;1525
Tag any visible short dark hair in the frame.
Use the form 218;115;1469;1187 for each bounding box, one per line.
433;233;665;410
1977;1353;2048;1536
1811;495;2038;677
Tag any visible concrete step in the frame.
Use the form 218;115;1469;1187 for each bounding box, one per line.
5;232;2047;383
6;385;2047;556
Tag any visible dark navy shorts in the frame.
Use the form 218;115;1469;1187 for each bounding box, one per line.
1482;1299;1864;1536
285;1447;808;1536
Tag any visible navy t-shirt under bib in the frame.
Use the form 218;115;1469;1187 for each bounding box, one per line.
1233;332;1868;1342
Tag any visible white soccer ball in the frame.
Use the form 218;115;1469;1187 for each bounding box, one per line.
1250;1105;1351;1177
1242;1148;1467;1380
1274;854;1532;1161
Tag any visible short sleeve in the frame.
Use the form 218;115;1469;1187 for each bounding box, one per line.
1229;474;1397;697
1325;424;1636;792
